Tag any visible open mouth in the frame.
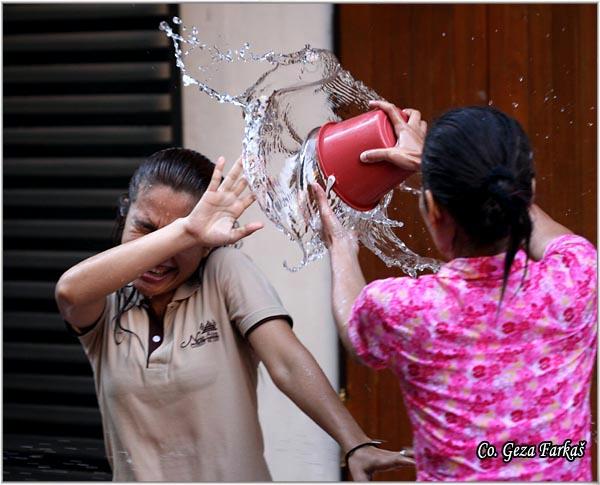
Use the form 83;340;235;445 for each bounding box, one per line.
140;266;176;283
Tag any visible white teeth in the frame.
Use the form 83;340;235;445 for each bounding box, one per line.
149;269;171;276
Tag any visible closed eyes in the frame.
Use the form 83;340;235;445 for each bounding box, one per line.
134;219;158;233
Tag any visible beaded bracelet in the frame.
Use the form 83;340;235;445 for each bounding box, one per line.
343;440;384;468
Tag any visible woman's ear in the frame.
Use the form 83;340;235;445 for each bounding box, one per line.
423;190;457;259
424;190;442;226
118;195;130;217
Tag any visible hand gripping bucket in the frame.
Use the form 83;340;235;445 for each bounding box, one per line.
315;109;412;211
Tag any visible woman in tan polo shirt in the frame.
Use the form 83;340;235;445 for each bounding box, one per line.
55;148;412;481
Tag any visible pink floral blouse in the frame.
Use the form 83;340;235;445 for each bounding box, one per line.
349;235;597;481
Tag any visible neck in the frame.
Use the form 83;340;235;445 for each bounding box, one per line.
451;233;509;259
147;291;174;319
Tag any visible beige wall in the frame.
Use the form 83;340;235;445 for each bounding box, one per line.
180;4;339;481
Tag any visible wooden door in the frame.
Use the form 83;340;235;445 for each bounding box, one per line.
337;4;596;481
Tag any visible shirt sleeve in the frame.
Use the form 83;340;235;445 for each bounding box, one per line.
65;294;112;368
206;247;293;337
347;278;400;370
535;234;597;324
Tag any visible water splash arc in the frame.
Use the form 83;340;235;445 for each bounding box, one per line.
160;19;440;276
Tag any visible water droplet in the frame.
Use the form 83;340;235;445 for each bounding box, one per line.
588;122;594;127
488;100;494;106
512;102;519;108
173;16;182;25
519;76;524;82
471;36;475;41
441;32;446;37
182;74;196;86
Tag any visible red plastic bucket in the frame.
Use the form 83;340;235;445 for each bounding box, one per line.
316;109;412;211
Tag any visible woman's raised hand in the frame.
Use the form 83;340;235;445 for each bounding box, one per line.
184;156;264;247
311;182;358;254
360;100;427;172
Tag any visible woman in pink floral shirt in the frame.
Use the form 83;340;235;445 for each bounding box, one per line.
313;101;597;481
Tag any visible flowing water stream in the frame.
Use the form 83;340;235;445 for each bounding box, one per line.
160;18;440;276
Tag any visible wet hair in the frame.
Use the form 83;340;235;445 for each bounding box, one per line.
111;147;215;344
112;147;215;244
421;106;535;304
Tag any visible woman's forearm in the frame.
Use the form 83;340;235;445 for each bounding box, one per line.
249;321;370;454
270;339;370;454
328;242;366;356
528;204;573;260
56;218;198;323
253;322;414;479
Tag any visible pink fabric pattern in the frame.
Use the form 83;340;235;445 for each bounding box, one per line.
348;235;597;481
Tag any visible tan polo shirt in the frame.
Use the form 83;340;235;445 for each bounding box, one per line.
76;247;292;481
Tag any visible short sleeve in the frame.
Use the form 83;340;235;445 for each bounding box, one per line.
65;294;112;367
205;247;293;337
535;234;597;324
542;234;596;265
348;278;400;370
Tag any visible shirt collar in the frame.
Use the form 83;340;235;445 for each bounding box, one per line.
172;280;201;302
133;280;201;308
436;249;527;280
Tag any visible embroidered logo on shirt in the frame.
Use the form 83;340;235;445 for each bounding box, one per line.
180;320;220;348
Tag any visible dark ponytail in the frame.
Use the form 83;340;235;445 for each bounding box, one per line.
421;106;535;304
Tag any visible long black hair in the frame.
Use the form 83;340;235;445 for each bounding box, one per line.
421;106;535;303
111;147;215;344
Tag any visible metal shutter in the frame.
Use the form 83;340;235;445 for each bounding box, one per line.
3;4;182;480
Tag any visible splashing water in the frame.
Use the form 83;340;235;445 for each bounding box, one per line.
160;19;440;276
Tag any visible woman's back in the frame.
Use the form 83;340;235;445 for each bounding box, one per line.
348;234;597;480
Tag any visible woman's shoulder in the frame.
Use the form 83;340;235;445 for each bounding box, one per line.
536;234;596;284
205;246;252;267
365;273;436;294
202;246;259;281
543;233;596;259
358;274;436;314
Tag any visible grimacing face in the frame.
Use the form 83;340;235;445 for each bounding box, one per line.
121;184;206;298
